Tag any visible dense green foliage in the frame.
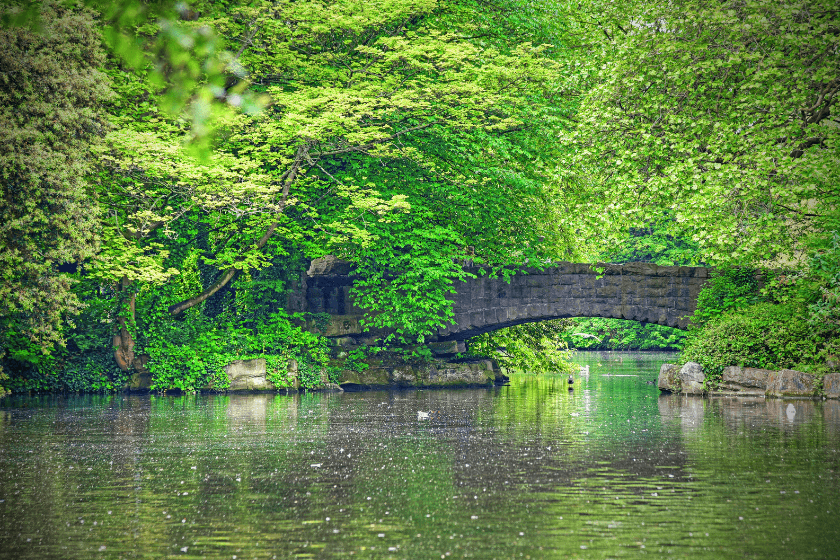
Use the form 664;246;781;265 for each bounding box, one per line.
468;320;575;374
0;4;110;351
563;318;686;351
0;0;584;393
681;302;832;384
681;256;840;382
563;0;840;267
691;267;763;326
1;0;837;394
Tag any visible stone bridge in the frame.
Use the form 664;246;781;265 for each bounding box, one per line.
292;259;710;344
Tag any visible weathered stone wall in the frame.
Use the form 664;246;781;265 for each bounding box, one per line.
304;260;710;341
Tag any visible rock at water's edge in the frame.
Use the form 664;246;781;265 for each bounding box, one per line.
766;369;817;397
657;362;704;394
226;358;270;391
719;366;775;394
824;373;840;399
657;363;680;393
678;362;705;395
340;357;500;389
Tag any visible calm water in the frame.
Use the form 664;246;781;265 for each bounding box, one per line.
1;351;839;559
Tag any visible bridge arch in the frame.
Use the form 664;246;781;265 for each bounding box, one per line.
298;259;710;341
302;257;709;341
437;262;709;341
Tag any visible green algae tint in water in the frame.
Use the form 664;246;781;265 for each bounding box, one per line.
0;351;839;559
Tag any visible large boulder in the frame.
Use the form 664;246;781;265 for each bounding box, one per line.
823;372;840;399
678;362;705;395
719;366;818;397
427;340;467;356
765;369;817;397
657;362;704;394
307;255;354;276
657;363;680;392
338;355;500;390
719;366;775;395
225;358;270;391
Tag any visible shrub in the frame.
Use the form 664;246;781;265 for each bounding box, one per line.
692;266;763;326
681;301;830;385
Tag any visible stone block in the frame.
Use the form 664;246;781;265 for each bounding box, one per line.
578;275;596;290
428;340;460;355
823;373;840;399
455;313;470;329
127;369;152;391
319;314;365;337
657;363;680;392
307;255;354;276
226;358;270;391
679;362;705;394
415;362;495;388
330;336;357;348
646;277;667;289
645;286;667;299
595;285;618;298
484;308;497;325
340;367;390;387
525;276;542;287
766;369;817;397
720;366;774;392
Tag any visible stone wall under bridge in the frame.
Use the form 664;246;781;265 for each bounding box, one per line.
294;258;711;345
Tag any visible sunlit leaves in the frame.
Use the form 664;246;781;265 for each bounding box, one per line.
562;0;840;266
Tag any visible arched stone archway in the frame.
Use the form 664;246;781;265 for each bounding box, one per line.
298;259;710;342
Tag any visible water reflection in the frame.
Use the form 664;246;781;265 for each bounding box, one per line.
658;394;706;432
0;352;838;559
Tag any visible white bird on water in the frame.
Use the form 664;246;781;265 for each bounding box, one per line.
417;411;430;420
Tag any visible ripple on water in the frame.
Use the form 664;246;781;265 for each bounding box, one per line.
0;352;839;558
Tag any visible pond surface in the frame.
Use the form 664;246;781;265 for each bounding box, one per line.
1;351;839;559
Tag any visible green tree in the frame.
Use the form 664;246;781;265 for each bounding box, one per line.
0;3;111;351
98;0;578;352
469;320;576;374
562;0;839;266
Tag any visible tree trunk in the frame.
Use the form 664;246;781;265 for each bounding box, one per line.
113;276;145;372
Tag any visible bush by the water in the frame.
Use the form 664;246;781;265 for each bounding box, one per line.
680;301;833;385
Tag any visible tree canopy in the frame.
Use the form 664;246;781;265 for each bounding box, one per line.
561;0;839;265
1;0;838;391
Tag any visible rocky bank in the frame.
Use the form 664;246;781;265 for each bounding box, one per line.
658;362;840;399
128;353;506;393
